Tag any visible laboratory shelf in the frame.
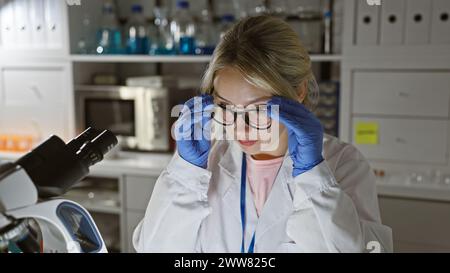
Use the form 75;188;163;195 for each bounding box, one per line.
70;54;343;63
78;203;122;215
70;54;212;63
310;54;343;62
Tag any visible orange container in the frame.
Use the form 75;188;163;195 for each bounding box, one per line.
0;134;35;152
4;135;15;152
0;135;7;151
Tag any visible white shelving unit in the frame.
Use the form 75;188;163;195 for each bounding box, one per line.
70;54;212;63
70;54;343;63
341;0;450;175
341;0;450;252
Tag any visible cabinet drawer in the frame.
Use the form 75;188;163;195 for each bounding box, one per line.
352;118;448;164
2;67;66;106
124;175;157;211
353;71;450;117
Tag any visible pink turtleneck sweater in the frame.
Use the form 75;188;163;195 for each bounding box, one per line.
246;155;284;217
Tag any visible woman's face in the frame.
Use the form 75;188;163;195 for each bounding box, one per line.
212;67;288;158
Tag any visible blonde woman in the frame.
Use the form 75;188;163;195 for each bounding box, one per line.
133;15;392;253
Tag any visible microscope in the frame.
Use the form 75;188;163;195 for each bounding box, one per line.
0;128;118;253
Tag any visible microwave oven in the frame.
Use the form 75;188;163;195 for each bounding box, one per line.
75;85;171;152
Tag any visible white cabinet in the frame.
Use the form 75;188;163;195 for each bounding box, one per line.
350;69;450;168
352;71;450;118
3;67;66;106
352;117;448;164
124;175;157;211
123;175;158;252
379;197;450;252
0;64;72;140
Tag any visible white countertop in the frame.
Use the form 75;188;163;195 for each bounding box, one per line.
0;151;173;178
376;171;450;202
89;152;173;177
377;182;450;202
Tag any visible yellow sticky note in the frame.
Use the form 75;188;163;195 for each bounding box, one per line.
355;122;379;145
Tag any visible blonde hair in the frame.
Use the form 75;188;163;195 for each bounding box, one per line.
200;15;319;110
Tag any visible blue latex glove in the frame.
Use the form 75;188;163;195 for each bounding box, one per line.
174;94;214;169
267;96;324;177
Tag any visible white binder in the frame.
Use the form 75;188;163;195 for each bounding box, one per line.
405;0;431;45
13;0;31;48
29;0;47;48
380;0;405;45
431;0;450;44
0;0;16;48
44;0;63;49
356;0;381;45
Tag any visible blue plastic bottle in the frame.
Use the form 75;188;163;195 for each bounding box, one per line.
150;7;176;55
195;9;216;55
170;1;196;55
96;3;122;54
125;4;150;54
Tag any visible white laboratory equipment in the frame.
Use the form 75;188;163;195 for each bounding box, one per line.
0;128;118;253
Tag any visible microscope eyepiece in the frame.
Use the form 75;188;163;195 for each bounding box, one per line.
15;128;118;198
77;130;118;167
66;127;101;154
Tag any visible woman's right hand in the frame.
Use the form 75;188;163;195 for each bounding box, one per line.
173;94;214;169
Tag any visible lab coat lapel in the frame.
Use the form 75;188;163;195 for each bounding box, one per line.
218;141;244;225
255;154;294;242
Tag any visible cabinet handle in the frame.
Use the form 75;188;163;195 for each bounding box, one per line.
29;84;42;99
397;91;410;98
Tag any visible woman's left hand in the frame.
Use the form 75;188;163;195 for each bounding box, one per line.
268;96;324;177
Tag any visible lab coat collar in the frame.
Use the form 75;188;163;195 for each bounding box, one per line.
217;140;242;181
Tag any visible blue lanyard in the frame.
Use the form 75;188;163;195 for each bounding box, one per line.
240;153;256;253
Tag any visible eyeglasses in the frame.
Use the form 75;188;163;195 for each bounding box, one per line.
211;103;272;130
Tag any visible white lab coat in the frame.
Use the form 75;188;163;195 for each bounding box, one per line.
133;134;393;253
